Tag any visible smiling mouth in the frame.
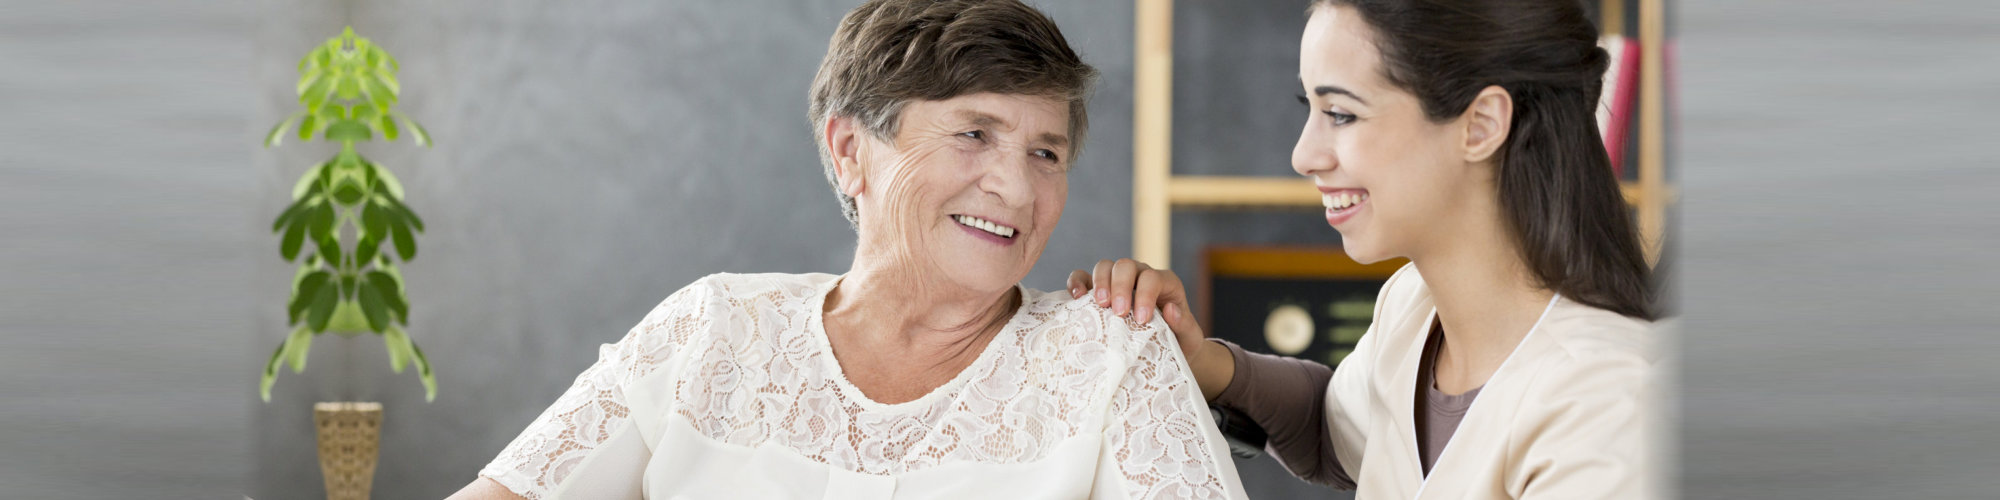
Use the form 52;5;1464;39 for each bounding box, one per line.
1322;190;1368;211
952;214;1017;239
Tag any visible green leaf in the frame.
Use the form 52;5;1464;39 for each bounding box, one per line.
331;175;366;205
299;74;333;110
360;201;389;240
272;199;303;233
279;212;309;261
261;342;287;402
265;112;304;148
363;74;394;111
389;196;424;232
354;235;379;270
339;273;358;300
296;113;319;141
325;119;372;142
390;213;417;261
372;69;400;96
327;300;372;335
395;112;431;147
295;66;324;95
285;325;313;373
289;271;331;324
384;325;411;373
410;339;437;402
292;163;327;200
371;164;405;200
335;74;362;101
381;48;400;73
367;270;406;323
357;276;390;332
308;202;334;238
305;277;339;332
315;232;343;269
377;114;400;141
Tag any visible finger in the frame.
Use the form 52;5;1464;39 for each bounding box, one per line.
1162;302;1207;354
1092;260;1115;306
1154;269;1190;314
1134;269;1164;325
1066;269;1091;298
1109;259;1144;317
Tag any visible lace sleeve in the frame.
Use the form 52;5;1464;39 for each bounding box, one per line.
477;279;716;499
1098;314;1245;499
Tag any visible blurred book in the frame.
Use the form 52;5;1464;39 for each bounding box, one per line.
1598;35;1640;177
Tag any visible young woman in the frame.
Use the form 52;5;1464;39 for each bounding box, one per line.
1070;0;1664;498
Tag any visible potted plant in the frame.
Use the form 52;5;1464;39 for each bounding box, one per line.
260;26;435;500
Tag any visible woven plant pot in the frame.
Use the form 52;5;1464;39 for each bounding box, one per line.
314;402;382;500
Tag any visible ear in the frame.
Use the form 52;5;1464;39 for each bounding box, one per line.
1461;85;1513;164
825;115;866;197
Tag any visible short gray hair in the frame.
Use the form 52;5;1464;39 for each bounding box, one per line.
808;0;1098;227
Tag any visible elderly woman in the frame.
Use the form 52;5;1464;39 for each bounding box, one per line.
446;0;1246;499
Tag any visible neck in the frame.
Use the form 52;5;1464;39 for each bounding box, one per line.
825;250;1019;358
1410;211;1555;380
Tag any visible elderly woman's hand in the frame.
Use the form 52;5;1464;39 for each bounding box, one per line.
1068;259;1234;400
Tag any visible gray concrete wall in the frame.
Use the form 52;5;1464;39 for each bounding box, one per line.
1676;1;2000;498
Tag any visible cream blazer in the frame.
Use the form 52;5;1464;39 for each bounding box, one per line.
1327;264;1667;499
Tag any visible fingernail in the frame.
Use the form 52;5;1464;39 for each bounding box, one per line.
1071;287;1083;298
1138;308;1152;324
1165;303;1179;322
1095;288;1107;304
1116;298;1129;316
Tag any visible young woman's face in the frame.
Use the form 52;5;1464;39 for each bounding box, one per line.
852;92;1071;295
1293;5;1486;264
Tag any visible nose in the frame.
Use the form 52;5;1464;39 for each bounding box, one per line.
1292;124;1335;177
977;151;1035;208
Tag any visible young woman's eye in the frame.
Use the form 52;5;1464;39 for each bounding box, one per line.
1297;94;1357;126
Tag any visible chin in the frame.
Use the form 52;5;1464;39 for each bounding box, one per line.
1337;234;1392;265
941;264;1025;295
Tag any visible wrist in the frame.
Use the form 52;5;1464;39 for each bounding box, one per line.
1195;339;1236;402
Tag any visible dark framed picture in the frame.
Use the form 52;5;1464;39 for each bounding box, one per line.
1200;246;1407;367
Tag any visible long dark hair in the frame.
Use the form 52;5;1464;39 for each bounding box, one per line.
1315;0;1655;320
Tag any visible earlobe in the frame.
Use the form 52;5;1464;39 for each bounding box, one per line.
839;157;865;197
1463;85;1513;163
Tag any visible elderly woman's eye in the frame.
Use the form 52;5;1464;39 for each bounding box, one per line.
1033;149;1060;162
960;130;986;141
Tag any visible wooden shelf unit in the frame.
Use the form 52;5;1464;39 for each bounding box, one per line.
1131;0;1672;267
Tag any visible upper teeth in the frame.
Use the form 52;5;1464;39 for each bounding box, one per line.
955;215;1016;238
1323;192;1367;210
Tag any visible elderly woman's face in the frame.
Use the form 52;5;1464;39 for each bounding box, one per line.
853;92;1071;294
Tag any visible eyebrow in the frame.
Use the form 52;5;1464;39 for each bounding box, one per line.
955;109;1070;150
1310;84;1369;105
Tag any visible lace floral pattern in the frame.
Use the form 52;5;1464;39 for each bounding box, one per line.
480;273;1230;499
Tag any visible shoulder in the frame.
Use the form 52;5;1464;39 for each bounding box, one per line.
1015;285;1176;365
677;272;836;302
1532;298;1660;373
628;272;836;344
642;272;834;313
1512;299;1662;420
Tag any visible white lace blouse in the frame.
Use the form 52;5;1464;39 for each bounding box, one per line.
478;273;1246;499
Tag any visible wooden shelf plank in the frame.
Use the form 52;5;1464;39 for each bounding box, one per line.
1168;176;1320;207
1163;176;1666;209
1132;0;1174;267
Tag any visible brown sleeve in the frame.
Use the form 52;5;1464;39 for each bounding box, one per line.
1210;338;1355;489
